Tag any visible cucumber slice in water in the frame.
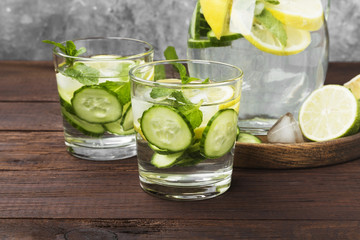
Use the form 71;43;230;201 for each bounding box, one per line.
104;103;135;135
187;38;232;49
120;104;134;131
151;152;184;168
61;106;105;137
200;109;238;158
207;30;243;42
141;105;193;152
237;132;262;143
72;86;122;124
104;119;135;135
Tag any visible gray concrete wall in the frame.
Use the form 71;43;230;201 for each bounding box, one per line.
0;0;359;61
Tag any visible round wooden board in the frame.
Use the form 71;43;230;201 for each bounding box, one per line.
234;132;360;169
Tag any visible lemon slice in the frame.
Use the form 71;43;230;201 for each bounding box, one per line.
299;85;360;142
199;0;232;39
265;0;324;31
344;74;360;99
183;86;235;105
82;55;137;80
244;23;311;56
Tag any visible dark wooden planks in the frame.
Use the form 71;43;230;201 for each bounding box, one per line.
1;131;360;220
0;102;62;131
0;219;359;239
0;61;58;102
325;62;360;85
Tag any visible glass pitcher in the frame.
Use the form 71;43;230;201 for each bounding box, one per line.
187;0;330;134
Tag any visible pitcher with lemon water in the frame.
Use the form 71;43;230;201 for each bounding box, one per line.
188;0;330;134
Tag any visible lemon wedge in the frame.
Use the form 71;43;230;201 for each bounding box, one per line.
344;74;360;99
265;0;324;31
199;0;232;39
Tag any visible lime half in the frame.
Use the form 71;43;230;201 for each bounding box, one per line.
344;74;360;99
299;85;360;142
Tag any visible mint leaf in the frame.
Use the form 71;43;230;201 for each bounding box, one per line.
164;46;179;60
100;81;131;105
202;78;210;84
43;39;87;66
170;91;193;105
154;64;166;81
63;63;99;85
42;40;66;52
163;46;206;84
150;87;174;99
255;9;287;47
264;0;280;5
178;101;203;129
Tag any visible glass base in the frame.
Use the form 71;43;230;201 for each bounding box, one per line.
66;142;136;161
238;117;278;135
139;174;232;201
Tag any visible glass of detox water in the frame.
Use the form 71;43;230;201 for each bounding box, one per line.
129;59;243;200
50;37;153;160
187;0;330;135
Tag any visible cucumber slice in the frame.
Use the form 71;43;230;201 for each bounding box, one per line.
141;105;193;152
175;141;206;167
189;1;211;39
187;38;232;49
120;104;134;131
207;30;243;43
104;119;135;135
59;96;75;114
61;106;105;137
71;86;122;124
200;109;238;159
151;152;184;168
149;143;183;155
237;132;262;143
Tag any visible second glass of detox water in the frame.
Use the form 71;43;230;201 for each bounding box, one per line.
130;60;243;200
52;37;153;160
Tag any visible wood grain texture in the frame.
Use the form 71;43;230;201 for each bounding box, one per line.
234;133;360;169
0;61;58;102
1;133;360;221
0;219;359;239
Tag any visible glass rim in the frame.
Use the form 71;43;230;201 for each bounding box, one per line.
129;59;243;88
52;36;154;61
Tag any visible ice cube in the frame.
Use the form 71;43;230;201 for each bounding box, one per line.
267;112;304;143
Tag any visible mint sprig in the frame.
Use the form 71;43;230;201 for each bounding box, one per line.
163;46;210;84
255;9;287;47
43;40;86;66
150;88;203;129
43;40;99;85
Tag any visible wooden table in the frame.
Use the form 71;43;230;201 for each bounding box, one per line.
1;61;360;239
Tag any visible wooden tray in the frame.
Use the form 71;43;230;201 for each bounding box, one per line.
234;132;360;169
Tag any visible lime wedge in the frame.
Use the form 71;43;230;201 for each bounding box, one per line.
344;74;360;99
299;85;360;142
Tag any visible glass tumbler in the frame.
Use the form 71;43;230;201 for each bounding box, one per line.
51;37;153;160
130;60;243;200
